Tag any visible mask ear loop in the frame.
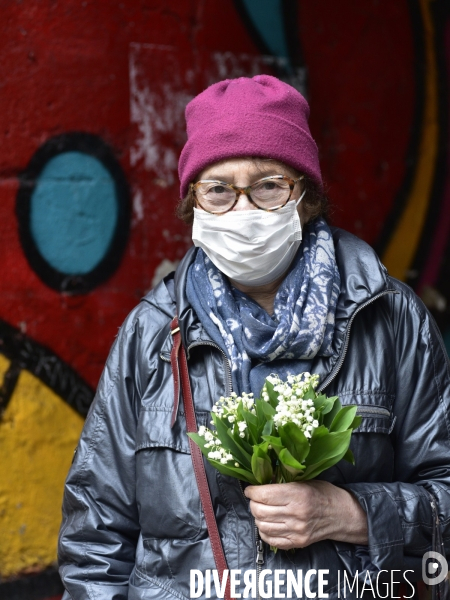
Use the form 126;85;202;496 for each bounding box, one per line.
295;187;307;207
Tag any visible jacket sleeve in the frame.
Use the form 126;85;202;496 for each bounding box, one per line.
58;306;156;599
343;284;450;574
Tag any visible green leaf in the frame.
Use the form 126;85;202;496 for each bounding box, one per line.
313;394;330;412
278;448;305;471
302;385;316;401
278;449;305;481
264;380;280;409
256;398;276;419
189;431;254;480
329;406;358;433
297;440;351;480
251;446;273;484
212;418;253;469
278;422;310;464
261;435;284;457
187;432;209;453
241;408;258;427
322;397;341;426
305;430;352;467
310;425;329;442
208;459;259;484
230;428;253;456
280;463;295;483
262;419;273;437
245;420;259;445
342;447;355;465
350;415;362;430
296;455;342;480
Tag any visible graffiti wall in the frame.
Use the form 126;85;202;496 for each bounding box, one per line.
0;1;449;598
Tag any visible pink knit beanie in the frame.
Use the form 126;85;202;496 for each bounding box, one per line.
178;75;322;198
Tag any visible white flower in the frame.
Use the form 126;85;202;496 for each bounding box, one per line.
235;462;240;468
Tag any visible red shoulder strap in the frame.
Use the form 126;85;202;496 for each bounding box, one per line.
170;316;233;600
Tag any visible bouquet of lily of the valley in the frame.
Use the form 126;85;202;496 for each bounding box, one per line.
188;373;361;485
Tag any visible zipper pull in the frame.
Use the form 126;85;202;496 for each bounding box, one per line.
256;540;264;565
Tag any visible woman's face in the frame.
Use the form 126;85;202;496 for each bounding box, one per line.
196;157;306;224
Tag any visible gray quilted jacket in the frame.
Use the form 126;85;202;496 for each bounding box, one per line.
58;228;450;599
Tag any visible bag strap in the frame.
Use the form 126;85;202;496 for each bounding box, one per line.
170;316;233;600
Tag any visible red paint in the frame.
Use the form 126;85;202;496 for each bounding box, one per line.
0;0;416;391
0;1;260;388
299;1;415;243
417;16;450;293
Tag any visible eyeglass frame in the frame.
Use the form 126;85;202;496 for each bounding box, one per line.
190;174;305;215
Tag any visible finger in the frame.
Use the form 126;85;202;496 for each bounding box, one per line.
255;518;287;538
258;530;296;551
244;484;290;505
249;500;290;522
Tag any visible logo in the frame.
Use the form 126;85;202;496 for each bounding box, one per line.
422;551;448;585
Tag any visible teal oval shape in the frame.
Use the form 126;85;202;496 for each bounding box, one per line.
30;151;118;275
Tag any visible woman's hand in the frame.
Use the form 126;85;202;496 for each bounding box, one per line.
244;481;368;550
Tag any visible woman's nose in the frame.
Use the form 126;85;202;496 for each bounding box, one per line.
231;192;257;211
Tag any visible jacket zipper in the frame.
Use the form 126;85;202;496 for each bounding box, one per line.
255;523;264;600
239;480;264;600
356;406;391;418
187;340;233;397
318;290;398;394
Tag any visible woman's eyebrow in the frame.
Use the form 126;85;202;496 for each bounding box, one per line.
198;174;230;181
199;171;284;182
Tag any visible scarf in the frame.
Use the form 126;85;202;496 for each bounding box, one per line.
186;218;341;395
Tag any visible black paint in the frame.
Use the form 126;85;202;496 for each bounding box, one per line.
16;132;131;295
0;567;63;600
0;319;94;417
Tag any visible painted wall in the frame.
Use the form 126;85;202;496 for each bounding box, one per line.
0;1;449;598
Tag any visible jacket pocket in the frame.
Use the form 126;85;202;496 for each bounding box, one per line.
355;405;396;434
347;397;395;483
135;407;209;540
319;394;396;485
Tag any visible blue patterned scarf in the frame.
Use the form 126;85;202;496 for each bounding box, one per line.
186;218;341;395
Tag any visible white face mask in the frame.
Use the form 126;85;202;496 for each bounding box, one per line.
192;190;305;287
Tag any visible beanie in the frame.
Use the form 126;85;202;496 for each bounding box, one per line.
178;75;322;198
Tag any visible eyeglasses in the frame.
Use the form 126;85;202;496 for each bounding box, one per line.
191;175;304;214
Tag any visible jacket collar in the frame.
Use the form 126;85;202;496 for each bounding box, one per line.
331;227;389;324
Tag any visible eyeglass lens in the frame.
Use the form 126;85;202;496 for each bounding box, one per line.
195;177;293;213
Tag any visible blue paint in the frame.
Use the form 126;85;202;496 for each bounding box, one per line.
30;152;118;275
241;0;289;60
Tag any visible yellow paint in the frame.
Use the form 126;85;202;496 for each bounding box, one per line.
0;353;10;380
0;358;84;577
382;0;438;281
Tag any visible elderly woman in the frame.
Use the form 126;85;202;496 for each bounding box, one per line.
59;76;450;599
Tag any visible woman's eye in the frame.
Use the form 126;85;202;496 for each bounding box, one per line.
211;186;226;194
262;182;277;191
